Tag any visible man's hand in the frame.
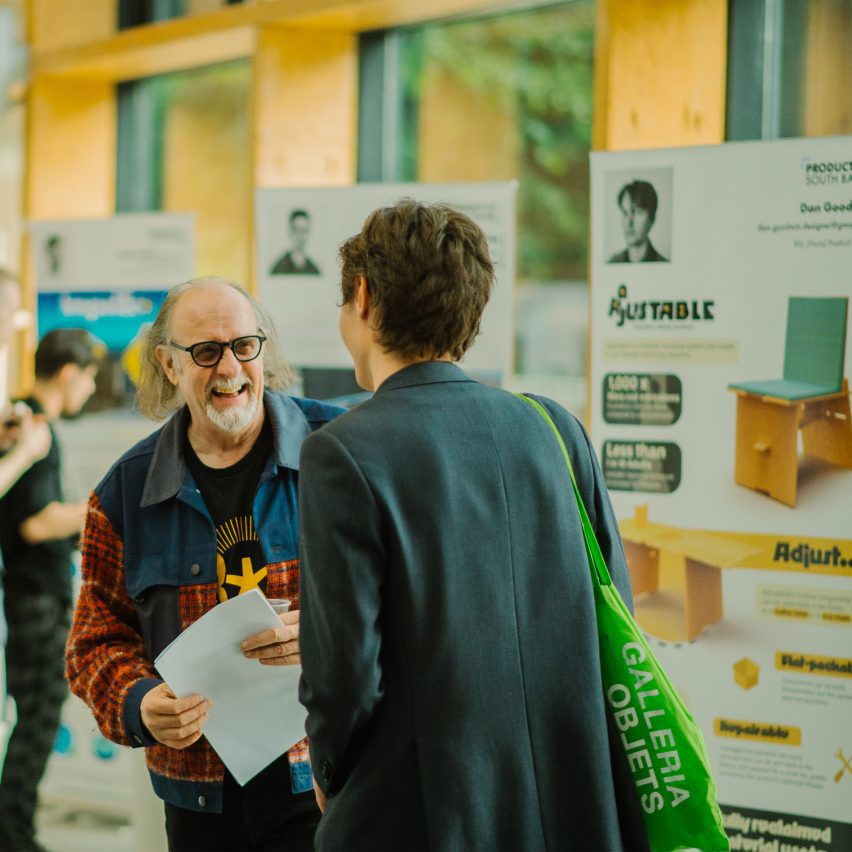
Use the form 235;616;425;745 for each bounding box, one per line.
313;776;327;813
16;411;51;463
241;609;301;665
140;683;210;749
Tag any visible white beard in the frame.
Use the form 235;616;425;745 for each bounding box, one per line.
205;380;259;434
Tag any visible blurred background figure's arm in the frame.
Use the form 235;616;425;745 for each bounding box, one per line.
18;498;87;544
0;406;51;496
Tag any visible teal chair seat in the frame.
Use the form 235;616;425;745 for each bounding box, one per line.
727;378;840;401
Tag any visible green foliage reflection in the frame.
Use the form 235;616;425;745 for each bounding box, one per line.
399;3;595;282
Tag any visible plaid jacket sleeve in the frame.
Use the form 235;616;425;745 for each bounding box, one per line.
66;491;161;747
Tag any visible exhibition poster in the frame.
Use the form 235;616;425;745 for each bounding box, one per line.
590;136;852;851
30;212;194;355
255;182;516;380
22;213;194;811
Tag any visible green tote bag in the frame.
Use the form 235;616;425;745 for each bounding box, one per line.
518;394;729;852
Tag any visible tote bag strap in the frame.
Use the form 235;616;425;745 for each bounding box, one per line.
516;394;612;589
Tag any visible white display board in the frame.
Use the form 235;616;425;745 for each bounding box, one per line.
29;212;195;355
590;136;852;850
30;213;195;292
256;183;516;379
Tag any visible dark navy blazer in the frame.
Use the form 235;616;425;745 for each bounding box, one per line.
299;362;648;851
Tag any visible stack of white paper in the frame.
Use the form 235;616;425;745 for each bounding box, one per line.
154;589;307;785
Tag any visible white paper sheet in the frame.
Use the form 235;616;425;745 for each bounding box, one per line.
154;589;306;786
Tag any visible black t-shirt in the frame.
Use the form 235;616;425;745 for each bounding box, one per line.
183;421;273;603
184;422;315;819
0;397;76;603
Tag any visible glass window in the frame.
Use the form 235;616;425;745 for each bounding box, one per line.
727;0;852;140
116;60;252;283
396;3;594;285
371;2;596;414
780;0;852;138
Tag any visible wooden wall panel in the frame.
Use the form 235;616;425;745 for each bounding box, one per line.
593;0;728;150
161;64;252;285
29;0;114;54
21;75;115;388
253;27;357;189
25;76;115;219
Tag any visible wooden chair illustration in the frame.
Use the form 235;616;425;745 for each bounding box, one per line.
619;505;760;642
728;296;852;507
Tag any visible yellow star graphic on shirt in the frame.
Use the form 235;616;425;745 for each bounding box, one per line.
217;554;229;602
225;556;268;595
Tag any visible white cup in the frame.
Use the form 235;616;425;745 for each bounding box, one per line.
267;597;291;614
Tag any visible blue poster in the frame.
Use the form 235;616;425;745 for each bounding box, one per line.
37;290;167;353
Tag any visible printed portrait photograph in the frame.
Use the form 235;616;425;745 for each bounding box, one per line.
604;167;674;264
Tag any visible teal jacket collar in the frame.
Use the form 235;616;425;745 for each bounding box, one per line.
140;391;313;508
374;361;473;396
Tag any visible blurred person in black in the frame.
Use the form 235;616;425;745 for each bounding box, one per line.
0;328;101;852
0;269;52;653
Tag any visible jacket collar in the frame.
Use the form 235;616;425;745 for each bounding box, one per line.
373;361;473;396
140;391;310;507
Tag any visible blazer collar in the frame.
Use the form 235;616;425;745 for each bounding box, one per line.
140;391;310;507
374;361;473;395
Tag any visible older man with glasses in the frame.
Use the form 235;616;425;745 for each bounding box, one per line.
66;276;344;852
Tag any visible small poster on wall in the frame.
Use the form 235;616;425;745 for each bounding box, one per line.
590;136;852;850
29;213;195;408
255;183;516;383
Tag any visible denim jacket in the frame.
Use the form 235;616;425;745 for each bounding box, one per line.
66;392;344;813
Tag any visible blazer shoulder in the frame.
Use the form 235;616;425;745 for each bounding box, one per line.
522;393;589;444
282;395;347;430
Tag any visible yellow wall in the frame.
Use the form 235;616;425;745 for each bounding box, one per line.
160;63;253;284
28;0;114;54
593;0;728;150
25;77;115;219
19;74;114;388
253;27;358;189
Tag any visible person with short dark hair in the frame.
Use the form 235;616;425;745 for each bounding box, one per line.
609;179;668;263
0;327;101;852
269;209;321;275
298;199;650;851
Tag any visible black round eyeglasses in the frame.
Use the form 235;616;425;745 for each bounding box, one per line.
170;334;266;368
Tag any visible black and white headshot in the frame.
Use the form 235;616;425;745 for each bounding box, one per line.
270;209;321;276
604;168;673;264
